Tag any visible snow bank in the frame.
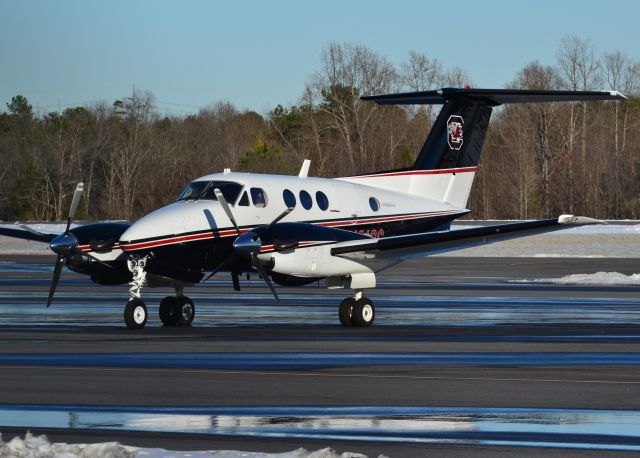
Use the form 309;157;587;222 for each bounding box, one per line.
0;432;135;457
0;433;375;458
439;223;640;258
517;271;640;285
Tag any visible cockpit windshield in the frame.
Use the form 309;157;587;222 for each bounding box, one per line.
176;181;244;204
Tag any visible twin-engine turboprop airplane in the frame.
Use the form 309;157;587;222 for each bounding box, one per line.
0;88;625;329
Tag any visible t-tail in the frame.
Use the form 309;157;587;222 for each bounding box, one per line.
345;87;626;208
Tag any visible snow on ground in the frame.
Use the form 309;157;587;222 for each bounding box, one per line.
515;271;640;286
0;433;375;458
446;222;640;258
1;221;639;257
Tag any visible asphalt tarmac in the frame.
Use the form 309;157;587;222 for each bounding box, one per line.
1;255;640;457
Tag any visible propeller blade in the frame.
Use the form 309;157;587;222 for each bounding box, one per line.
47;255;64;307
214;188;240;235
231;272;241;291
252;253;279;301
16;223;48;238
264;207;293;230
65;182;84;234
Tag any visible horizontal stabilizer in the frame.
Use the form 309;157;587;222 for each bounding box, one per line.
361;88;627;106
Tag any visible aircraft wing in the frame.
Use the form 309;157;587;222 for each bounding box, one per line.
0;225;57;243
330;215;601;262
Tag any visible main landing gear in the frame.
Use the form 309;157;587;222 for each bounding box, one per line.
339;290;375;328
159;285;195;327
123;255;196;329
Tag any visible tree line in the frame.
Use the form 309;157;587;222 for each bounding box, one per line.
1;37;639;222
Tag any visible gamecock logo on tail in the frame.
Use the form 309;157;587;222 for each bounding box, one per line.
447;115;464;150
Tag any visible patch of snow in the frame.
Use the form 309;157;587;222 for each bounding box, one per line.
0;433;377;458
0;432;136;457
516;272;640;285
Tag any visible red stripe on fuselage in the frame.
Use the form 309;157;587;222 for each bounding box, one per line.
349;167;477;179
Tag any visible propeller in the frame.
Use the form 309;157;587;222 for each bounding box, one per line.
46;183;84;307
45;183;112;306
208;187;292;300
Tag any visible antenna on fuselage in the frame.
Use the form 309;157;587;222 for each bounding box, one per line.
298;159;311;178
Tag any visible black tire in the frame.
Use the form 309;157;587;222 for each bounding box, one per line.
339;297;355;327
175;296;195;327
351;297;375;327
124;298;148;329
159;296;179;327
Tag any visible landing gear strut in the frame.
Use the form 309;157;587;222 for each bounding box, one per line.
159;285;195;327
339;290;375;328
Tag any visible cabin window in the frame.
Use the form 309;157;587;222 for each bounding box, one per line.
369;197;380;212
250;187;268;208
177;180;243;204
238;191;250;206
316;191;329;211
300;190;313;210
283;189;296;208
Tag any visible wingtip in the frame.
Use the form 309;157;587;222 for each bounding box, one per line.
609;90;628;101
558;214;606;225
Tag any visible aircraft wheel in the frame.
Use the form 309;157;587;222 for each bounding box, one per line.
175;296;195;327
351;297;375;328
339;297;355;327
124;298;148;329
159;296;179;326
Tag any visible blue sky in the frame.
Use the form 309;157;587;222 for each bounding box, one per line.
1;0;638;115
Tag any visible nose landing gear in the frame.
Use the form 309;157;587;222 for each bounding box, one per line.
124;256;150;329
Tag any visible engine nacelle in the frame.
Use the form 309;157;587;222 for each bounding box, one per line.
261;244;376;289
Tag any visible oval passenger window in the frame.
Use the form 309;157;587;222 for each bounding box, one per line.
283;189;296;208
300;190;313;210
316;191;329;211
369;197;380;212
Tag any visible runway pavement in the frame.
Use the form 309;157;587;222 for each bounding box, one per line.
1;255;640;457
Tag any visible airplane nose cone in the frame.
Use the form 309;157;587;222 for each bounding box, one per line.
119;201;220;252
50;232;78;257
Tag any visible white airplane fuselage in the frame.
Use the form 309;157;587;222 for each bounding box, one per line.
117;171;468;271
